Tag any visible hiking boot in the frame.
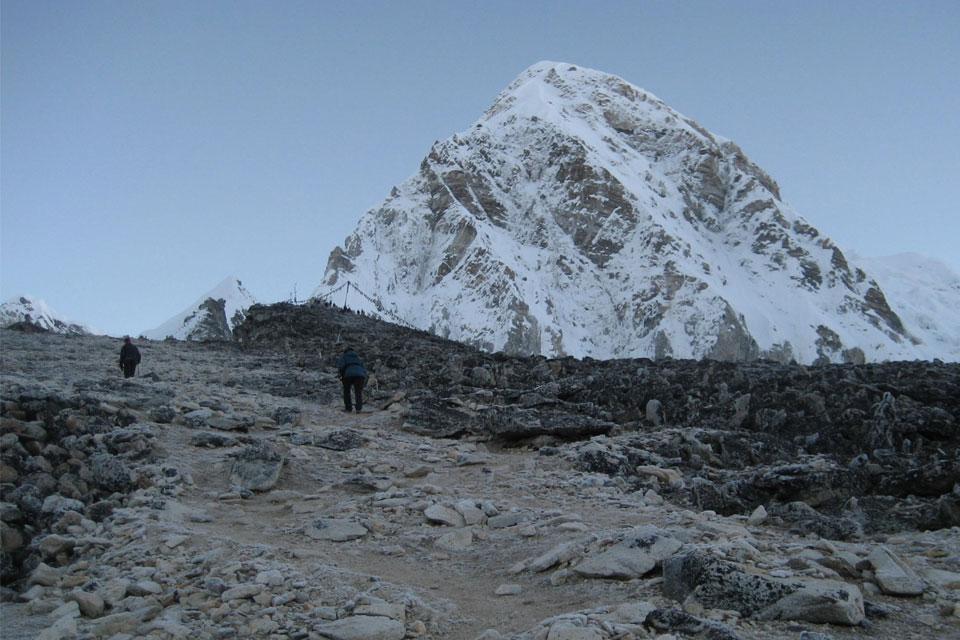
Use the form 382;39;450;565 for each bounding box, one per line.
342;408;353;413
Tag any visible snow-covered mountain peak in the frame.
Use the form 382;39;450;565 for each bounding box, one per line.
484;62;712;145
142;277;256;341
315;62;957;363
0;296;92;335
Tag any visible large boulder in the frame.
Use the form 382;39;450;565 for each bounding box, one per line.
663;551;863;626
314;615;405;640
574;526;682;579
868;546;925;596
88;453;134;493
228;441;284;492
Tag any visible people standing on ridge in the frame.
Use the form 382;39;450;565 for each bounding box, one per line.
336;347;367;413
119;336;141;378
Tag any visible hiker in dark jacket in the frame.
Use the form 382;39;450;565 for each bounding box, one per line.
336;348;367;412
119;336;141;378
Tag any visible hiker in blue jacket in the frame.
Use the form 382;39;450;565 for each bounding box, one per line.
336;348;367;413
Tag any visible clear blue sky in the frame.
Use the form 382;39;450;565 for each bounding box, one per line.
2;0;958;336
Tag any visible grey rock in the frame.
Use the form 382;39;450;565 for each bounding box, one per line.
305;518;368;542
454;499;486;525
41;494;85;518
190;432;240;448
436;528;473;551
273;406;300;425
663;551;786;615
353;597;405;620
182;408;214;427
68;588;105;618
574;526;682;579
747;505;767;526
88;453;134;493
36;613;77;640
0;502;22;523
221;583;262;601
89;604;161;637
644;607;742;640
1;522;24;553
37;533;74;558
525;540;583;573
207;415;251;431
314;428;367;451
149;406;176;423
28;562;60;586
314;614;405;640
664;551;864;625
424;504;465;527
868;546;925;596
255;569;284;586
127;580;162;596
755;579;864;626
488;512;526;529
228;441;284;492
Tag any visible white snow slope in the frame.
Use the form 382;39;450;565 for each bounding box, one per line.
142;277;256;341
0;296;93;335
851;253;960;361
315;61;959;363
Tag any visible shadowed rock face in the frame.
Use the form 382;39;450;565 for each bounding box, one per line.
236;301;960;534
187;298;233;341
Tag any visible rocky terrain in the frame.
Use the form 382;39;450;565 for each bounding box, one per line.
1;302;959;640
317;62;960;364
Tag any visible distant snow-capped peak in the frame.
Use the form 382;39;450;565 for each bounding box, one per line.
142;277;256;341
314;61;957;363
0;296;92;335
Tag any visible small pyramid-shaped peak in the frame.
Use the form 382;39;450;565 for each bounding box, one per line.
142;276;256;341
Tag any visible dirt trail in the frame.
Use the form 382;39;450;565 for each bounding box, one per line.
166;399;649;638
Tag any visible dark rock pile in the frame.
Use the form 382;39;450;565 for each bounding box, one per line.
236;301;960;534
0;382;157;588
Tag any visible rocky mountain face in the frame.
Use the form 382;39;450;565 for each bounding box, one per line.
2;306;960;639
317;61;957;363
0;297;91;336
142;277;255;341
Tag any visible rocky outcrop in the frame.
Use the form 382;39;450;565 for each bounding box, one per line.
663;551;865;625
0;382;158;584
235;301;960;536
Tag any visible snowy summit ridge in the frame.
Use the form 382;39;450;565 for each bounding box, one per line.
143;277;256;341
316;61;958;363
0;296;92;335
